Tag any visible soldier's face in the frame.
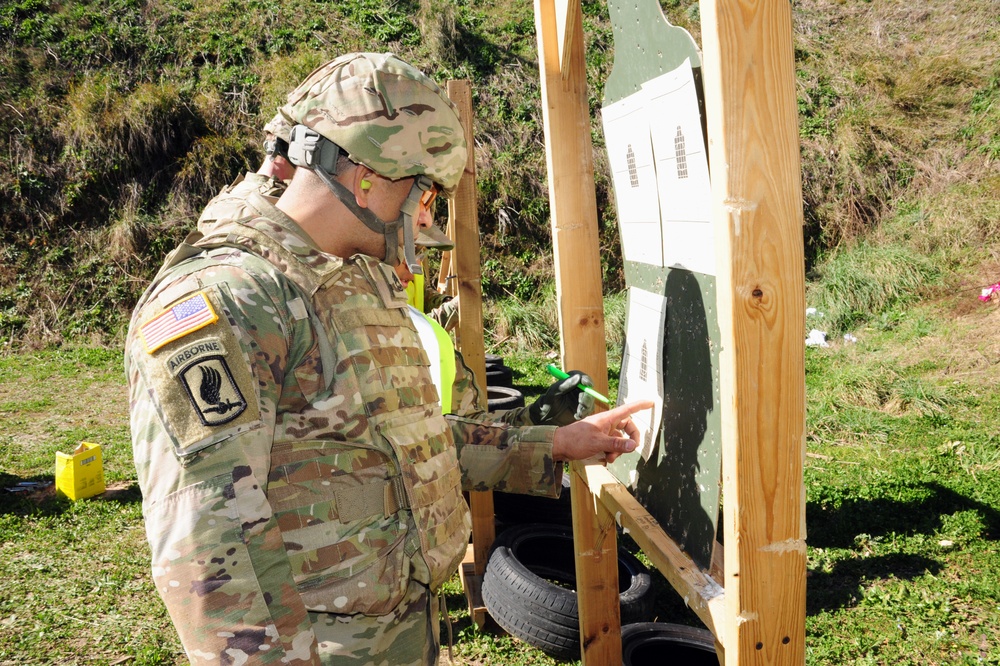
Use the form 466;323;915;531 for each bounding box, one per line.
366;176;414;224
359;176;434;261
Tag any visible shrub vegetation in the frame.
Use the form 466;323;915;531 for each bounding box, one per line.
3;0;994;347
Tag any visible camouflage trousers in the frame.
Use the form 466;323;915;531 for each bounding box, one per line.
310;580;441;665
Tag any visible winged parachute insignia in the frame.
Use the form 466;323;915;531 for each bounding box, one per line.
198;364;241;415
200;365;222;403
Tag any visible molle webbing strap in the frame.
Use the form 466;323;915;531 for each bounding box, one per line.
336;308;407;330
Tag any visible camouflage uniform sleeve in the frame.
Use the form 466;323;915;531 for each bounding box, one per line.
126;262;320;665
446;351;563;498
422;287;450;312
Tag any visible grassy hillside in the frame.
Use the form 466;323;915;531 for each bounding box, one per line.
0;0;618;345
2;0;995;348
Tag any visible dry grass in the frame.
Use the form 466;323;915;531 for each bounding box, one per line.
419;0;460;65
794;0;1000;250
902;295;1000;390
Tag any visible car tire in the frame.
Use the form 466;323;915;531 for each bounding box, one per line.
482;523;655;661
484;353;505;371
487;386;525;411
485;364;514;388
621;622;719;665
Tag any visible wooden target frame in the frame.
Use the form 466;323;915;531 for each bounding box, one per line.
531;0;808;664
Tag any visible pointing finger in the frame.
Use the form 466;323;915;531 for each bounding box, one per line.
621;418;642;442
606;400;655;422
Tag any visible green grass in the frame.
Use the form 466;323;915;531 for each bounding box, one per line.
799;300;1000;664
5;281;1000;664
808;242;942;335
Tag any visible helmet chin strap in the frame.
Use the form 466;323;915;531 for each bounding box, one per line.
310;163;406;268
287;124;419;269
398;184;425;276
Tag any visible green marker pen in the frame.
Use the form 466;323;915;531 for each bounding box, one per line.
545;364;611;405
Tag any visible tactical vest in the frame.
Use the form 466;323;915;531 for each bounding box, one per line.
185;215;471;610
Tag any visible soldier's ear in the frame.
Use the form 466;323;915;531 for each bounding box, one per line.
354;167;374;208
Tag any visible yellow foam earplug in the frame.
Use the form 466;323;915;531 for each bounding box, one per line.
360;179;372;190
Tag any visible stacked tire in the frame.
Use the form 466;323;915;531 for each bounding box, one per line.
485;354;524;411
485;353;515;389
621;622;719;665
482;523;655;661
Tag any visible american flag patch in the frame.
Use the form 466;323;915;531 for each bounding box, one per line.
140;291;219;354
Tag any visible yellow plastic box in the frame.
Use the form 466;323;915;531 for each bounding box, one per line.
55;442;106;500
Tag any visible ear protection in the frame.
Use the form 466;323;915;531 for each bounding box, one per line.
360;179;372;190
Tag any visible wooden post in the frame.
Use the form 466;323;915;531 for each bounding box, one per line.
448;80;494;629
699;0;807;663
437;237;453;297
534;0;618;662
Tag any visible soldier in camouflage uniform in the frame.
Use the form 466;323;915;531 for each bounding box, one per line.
197;112;296;233
126;52;652;665
198;111;459;332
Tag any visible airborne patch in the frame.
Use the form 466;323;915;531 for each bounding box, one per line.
166;337;226;375
179;355;248;426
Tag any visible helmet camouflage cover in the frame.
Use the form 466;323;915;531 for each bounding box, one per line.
263;112;293;143
280;52;468;195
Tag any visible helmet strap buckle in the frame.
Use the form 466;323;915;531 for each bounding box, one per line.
287;125;340;173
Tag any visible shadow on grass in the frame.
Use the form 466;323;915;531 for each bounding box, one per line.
805;481;998;613
806;553;942;614
807;481;1000;549
0;472;142;516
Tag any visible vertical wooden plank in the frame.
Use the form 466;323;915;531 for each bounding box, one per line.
698;1;807;664
534;0;617;663
437;240;453;296
571;465;622;661
534;1;607;387
447;80;495;590
554;0;580;79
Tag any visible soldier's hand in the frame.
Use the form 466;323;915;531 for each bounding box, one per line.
528;370;595;426
551;400;655;464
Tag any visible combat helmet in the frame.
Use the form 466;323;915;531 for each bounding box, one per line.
281;52;467;273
